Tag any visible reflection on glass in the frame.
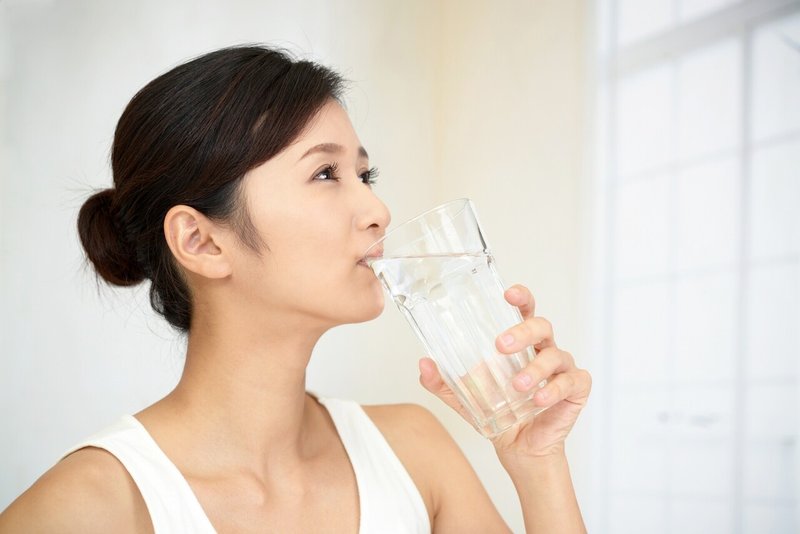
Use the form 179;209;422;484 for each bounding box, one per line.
745;262;800;382
748;140;800;260
613;173;671;278
752;12;800;141
679;0;739;23
674;272;737;383
617;0;674;46
677;38;741;160
675;157;740;270
616;65;673;177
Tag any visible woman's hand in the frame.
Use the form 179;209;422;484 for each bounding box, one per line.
418;284;592;460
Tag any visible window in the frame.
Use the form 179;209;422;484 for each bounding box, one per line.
592;1;800;532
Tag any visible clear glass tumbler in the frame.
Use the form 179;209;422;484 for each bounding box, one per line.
363;198;547;438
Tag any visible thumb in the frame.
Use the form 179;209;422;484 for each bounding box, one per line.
418;357;472;423
418;356;445;393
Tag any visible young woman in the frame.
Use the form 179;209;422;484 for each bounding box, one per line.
0;45;591;533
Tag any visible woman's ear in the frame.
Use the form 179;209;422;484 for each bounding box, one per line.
163;205;232;279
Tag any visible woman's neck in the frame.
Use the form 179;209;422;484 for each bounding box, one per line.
138;313;331;482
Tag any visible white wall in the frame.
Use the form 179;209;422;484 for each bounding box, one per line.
0;1;591;531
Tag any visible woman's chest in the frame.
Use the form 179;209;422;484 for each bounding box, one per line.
186;455;361;533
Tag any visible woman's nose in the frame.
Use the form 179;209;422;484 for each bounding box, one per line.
357;189;391;232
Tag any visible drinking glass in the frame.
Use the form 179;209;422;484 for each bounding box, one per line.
363;199;547;438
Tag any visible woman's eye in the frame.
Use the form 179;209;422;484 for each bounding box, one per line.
313;163;378;186
315;164;339;181
360;166;379;186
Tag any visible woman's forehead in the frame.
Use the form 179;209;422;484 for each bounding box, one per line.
290;101;363;156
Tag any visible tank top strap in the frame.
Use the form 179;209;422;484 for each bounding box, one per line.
316;397;431;534
62;415;216;533
62;401;431;533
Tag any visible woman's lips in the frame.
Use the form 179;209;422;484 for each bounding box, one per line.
358;249;384;267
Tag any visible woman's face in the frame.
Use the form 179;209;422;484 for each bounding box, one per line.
229;100;391;330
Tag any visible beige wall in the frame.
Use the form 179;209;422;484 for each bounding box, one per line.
433;1;592;527
1;1;592;530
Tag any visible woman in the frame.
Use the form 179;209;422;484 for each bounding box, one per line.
0;45;591;533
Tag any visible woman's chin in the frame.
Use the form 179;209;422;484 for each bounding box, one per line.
347;290;386;324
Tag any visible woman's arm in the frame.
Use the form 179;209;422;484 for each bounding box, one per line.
366;403;513;533
497;452;586;534
418;284;592;534
0;447;152;534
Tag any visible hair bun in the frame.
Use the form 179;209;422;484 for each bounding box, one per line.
77;188;145;286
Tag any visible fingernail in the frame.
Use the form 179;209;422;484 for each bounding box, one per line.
536;389;549;402
501;334;515;346
508;288;520;298
515;373;533;389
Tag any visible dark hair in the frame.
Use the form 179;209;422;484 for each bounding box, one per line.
77;45;344;332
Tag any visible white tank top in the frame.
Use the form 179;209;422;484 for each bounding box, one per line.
61;397;431;533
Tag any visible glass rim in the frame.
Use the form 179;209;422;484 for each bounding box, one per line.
362;197;473;259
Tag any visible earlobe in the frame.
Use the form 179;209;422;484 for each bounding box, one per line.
164;205;232;279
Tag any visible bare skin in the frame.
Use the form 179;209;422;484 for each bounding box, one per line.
0;100;590;533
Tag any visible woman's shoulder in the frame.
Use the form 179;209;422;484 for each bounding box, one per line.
359;402;481;478
359;403;448;520
361;402;454;447
0;447;152;534
360;402;511;532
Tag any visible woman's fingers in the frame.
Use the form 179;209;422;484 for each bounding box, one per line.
418;357;472;421
510;346;574;392
504;284;536;320
496;316;557;354
418;356;445;392
510;345;590;410
529;367;592;408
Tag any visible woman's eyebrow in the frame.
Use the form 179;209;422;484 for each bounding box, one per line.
298;143;369;161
